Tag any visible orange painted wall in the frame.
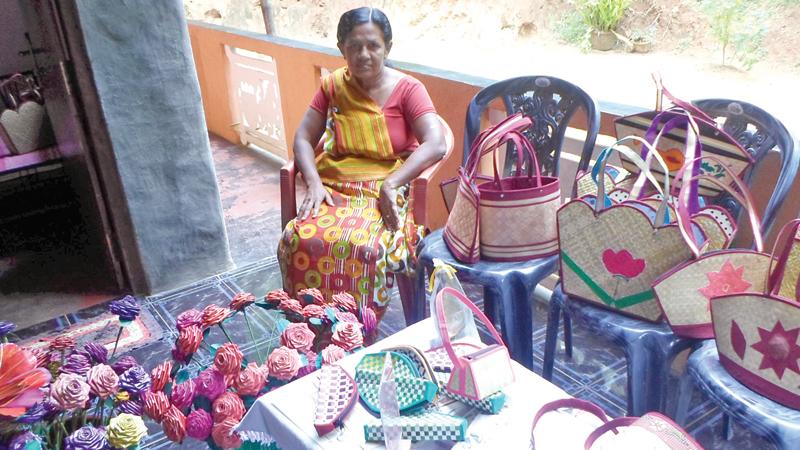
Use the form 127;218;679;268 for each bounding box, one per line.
187;22;798;244
187;22;481;229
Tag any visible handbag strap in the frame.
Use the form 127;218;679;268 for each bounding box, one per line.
585;413;703;450
489;130;543;189
434;287;506;370
531;398;609;437
592;136;671;226
765;219;800;297
653;73;716;123
465;113;532;178
673;155;763;257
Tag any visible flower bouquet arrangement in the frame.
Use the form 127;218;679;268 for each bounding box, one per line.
142;288;375;449
0;296;152;450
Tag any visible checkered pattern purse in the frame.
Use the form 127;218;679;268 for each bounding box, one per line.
313;364;358;436
424;346;507;414
355;351;438;415
364;410;468;442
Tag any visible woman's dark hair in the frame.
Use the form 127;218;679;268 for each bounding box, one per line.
336;7;392;46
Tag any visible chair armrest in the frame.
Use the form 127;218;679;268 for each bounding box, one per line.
280;159;298;230
411;115;455;230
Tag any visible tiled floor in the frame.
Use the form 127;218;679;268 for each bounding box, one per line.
9;134;778;449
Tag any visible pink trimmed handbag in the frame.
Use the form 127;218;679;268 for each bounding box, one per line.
710;219;800;410
432;287;514;401
653;156;767;339
531;398;704;449
442;113;560;263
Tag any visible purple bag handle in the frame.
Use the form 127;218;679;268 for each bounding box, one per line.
434;287;506;371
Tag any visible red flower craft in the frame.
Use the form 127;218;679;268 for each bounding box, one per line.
602;249;646;280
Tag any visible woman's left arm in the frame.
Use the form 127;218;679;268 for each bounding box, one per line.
380;112;446;231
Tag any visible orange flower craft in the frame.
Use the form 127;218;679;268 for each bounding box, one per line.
201;305;231;329
213;343;244;376
0;343;52;417
228;292;256;312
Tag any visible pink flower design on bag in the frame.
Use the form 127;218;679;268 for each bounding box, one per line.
698;260;752;301
602;249;646;280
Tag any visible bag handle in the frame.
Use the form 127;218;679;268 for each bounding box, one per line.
531;398;609;437
765;219;800;297
631;109;702;213
489;130;543;189
653;73;716;123
434;287;506;370
465;114;532;178
592;136;672;226
673;155;763;258
584;417;641;449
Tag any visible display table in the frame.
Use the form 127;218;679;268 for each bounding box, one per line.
237;319;606;449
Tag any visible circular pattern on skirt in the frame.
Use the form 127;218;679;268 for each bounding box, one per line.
298;223;317;239
292;251;310;271
304;270;322;288
317;214;336;228
323;226;344;243
332;241;352;260
317;256;336;275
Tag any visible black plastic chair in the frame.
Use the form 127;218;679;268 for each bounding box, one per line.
411;76;600;369
542;98;798;416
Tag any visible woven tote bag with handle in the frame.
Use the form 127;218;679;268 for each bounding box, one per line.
711;219;800;410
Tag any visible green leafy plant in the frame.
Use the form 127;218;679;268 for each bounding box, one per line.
700;0;770;70
578;0;631;32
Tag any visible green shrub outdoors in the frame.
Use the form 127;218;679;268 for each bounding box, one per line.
700;0;770;70
578;0;631;32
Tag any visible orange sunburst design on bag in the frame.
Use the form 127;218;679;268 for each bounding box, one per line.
698;260;752;302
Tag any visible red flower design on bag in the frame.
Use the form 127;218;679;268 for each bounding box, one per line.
751;321;800;379
698;261;752;301
602;249;646;280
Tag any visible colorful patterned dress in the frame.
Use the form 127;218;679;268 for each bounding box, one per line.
278;67;436;319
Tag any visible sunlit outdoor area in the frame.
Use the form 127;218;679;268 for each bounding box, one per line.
2;0;800;449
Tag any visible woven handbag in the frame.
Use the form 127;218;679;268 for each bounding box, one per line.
559;136;695;322
432;287;514;401
653;156;768;339
531;398;704;450
711;219;800;410
442;114;528;262
354;351;438;415
614;76;753;200
313;364;358;436
443;113;560;262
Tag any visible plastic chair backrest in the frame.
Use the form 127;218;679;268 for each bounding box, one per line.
464;76;600;198
693;98;798;238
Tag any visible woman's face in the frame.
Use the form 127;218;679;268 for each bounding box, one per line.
339;22;391;81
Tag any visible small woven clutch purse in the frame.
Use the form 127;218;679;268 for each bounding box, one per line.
355;351;438;416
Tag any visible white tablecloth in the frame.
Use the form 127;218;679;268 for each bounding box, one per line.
236;319;607;449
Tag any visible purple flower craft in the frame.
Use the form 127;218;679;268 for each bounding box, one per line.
116;398;143;416
80;342;109;364
111;355;138;375
16;401;55;424
107;295;141;322
64;426;109;450
0;321;16;337
8;431;43;450
118;366;151;395
61;353;92;377
175;309;203;331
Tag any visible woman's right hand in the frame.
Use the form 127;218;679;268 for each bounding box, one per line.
298;181;334;221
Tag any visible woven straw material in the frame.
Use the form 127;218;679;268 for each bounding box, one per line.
712;294;800;409
778;236;800;299
691;214;730;251
653;252;770;338
443;174;480;262
478;181;560;261
559;201;692;321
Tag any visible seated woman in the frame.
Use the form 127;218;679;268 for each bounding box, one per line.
278;7;446;326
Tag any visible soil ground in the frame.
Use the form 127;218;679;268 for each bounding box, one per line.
184;0;800;130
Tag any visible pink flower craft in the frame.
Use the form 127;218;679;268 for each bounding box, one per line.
267;346;301;381
280;323;316;353
602;249;646;280
698;260;753;301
